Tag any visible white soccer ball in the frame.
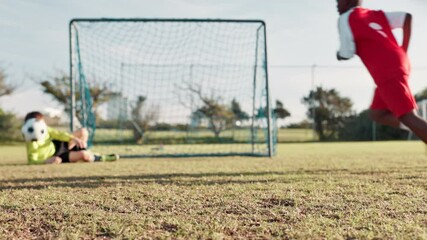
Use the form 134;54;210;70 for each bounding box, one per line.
21;118;48;142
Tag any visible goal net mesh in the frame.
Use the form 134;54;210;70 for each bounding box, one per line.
70;19;275;157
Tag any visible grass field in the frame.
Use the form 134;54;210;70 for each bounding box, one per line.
0;141;426;239
93;128;317;144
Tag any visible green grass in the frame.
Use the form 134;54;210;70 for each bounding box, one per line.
90;128;316;157
0;141;426;239
93;128;316;144
277;128;317;142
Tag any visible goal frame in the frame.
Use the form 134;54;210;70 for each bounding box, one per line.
407;99;427;141
69;18;274;157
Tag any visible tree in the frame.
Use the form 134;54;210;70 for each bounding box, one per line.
338;109;406;141
194;103;234;138
255;100;290;120
182;84;234;138
302;86;354;140
130;96;159;143
40;71;117;118
338;110;374;141
287;119;311;129
231;98;249;121
273;100;291;120
0;68;20;142
0;108;21;142
415;87;427;102
0;68;14;98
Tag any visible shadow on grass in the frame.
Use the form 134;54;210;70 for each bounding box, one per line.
0;163;26;167
2;166;424;191
0;171;298;191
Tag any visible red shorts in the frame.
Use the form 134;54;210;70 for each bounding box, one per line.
370;74;417;118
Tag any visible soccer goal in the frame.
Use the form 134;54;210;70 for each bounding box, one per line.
407;99;427;140
417;99;427;120
69;18;275;158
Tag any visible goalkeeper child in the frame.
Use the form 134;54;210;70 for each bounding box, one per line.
22;111;119;164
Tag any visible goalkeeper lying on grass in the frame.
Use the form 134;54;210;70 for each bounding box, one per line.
22;111;119;164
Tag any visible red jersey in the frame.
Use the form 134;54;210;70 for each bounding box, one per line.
338;7;417;117
338;7;409;84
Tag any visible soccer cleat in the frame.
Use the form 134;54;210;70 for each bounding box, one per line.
100;154;119;162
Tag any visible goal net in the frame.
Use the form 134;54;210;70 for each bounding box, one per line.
69;18;275;157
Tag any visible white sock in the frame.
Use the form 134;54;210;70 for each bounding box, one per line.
399;122;411;131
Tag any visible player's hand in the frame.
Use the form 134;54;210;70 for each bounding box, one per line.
71;138;87;149
336;52;349;61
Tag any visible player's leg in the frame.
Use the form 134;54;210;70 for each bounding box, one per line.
67;150;119;163
370;88;408;130
68;150;94;163
399;111;427;144
51;140;69;163
45;156;62;164
369;109;400;128
371;78;415;131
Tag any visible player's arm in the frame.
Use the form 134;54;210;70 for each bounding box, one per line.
27;150;54;165
401;13;412;53
70;137;86;149
48;127;73;142
48;127;86;148
385;11;412;52
337;12;355;61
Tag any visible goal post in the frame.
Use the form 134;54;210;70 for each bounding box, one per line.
407;99;427;141
418;99;427;120
69;18;275;157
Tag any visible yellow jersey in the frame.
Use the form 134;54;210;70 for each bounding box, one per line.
25;127;73;164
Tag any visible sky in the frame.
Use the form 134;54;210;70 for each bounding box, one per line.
0;0;427;124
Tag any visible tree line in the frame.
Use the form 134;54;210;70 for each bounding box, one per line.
1;68;427;143
300;87;427;141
